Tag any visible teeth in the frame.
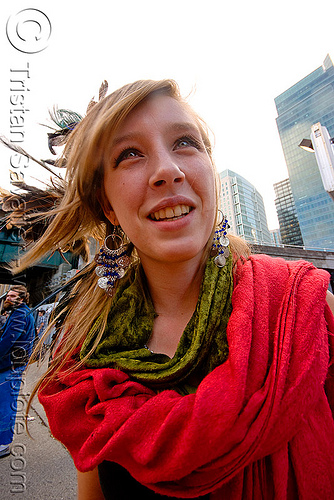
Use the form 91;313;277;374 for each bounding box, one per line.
150;204;190;221
174;205;182;217
165;207;174;218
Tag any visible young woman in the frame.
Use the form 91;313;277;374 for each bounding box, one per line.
19;79;334;498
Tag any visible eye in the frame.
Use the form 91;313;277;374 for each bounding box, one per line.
114;147;142;167
174;135;202;151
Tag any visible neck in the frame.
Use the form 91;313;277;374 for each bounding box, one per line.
140;256;206;357
140;255;205;316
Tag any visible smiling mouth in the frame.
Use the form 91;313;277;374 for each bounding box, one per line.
149;204;193;221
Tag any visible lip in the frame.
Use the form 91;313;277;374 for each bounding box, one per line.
147;196;195;218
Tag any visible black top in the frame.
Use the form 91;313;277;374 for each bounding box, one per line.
98;461;211;499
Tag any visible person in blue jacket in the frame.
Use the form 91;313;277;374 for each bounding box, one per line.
0;285;35;458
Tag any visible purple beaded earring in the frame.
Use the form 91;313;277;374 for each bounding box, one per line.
211;211;230;268
94;229;131;296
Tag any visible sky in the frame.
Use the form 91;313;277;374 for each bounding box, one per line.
1;0;334;230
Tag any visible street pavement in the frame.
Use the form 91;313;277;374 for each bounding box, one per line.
0;359;77;499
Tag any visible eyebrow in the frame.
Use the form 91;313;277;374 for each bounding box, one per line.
111;122;200;148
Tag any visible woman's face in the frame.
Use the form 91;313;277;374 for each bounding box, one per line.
102;94;216;268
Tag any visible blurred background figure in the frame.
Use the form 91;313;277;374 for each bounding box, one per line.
36;309;47;339
0;310;9;329
0;285;35;458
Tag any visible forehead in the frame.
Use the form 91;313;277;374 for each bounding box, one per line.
7;291;19;297
112;94;200;142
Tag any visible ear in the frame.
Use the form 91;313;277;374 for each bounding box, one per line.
97;188;120;226
104;205;119;226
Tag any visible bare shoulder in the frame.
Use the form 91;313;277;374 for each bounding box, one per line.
77;467;104;500
326;290;334;316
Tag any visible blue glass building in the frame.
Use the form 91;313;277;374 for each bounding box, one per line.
219;169;271;245
273;178;303;246
275;55;334;249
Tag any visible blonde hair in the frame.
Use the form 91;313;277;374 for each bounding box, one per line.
19;79;249;400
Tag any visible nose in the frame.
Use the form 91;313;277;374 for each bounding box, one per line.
148;150;185;188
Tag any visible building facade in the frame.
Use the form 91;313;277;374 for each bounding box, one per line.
275;54;334;250
273;178;304;246
270;229;281;246
219;169;271;245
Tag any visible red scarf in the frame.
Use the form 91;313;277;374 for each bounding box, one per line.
39;255;334;498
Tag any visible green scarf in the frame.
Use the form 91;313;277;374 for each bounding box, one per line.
81;255;233;392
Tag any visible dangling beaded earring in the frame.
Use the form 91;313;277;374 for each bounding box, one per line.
94;228;131;296
211;211;230;268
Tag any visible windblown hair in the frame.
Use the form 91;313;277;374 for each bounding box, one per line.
19;79;250;400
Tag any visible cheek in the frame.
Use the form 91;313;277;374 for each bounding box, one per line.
103;177;140;229
104;169;138;203
194;162;217;202
103;172;126;207
198;167;217;229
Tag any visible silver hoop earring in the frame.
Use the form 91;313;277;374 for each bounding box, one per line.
211;211;230;268
95;230;131;296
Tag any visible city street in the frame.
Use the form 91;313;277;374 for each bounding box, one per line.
0;360;77;499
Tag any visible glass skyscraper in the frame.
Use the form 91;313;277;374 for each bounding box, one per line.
273;178;303;246
219;169;271;245
275;55;334;250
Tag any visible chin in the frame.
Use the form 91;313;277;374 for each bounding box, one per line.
154;246;207;265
